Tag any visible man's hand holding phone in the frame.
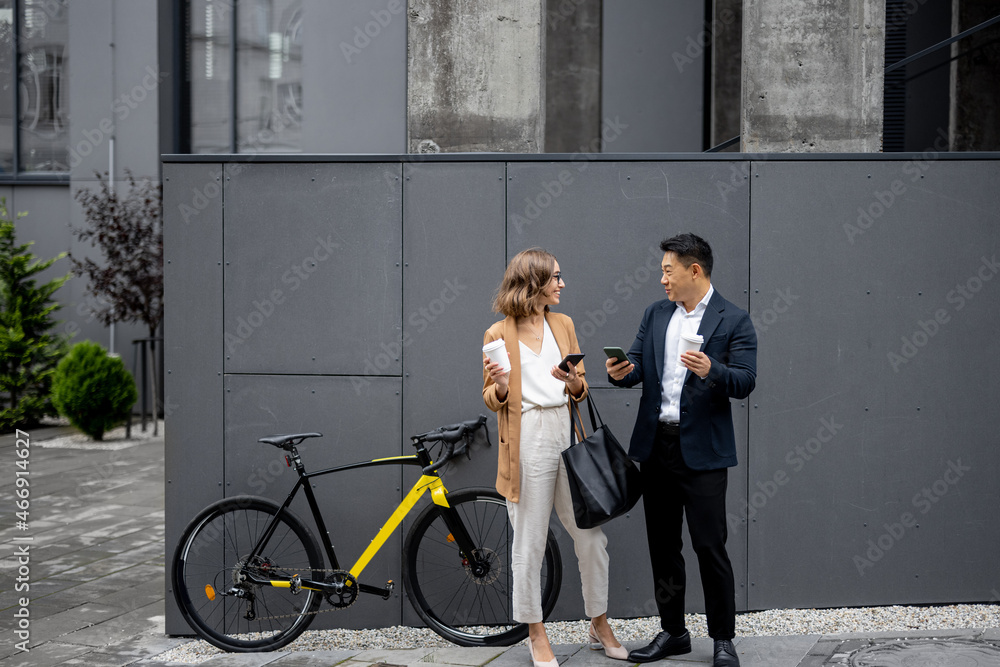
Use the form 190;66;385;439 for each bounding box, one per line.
604;346;634;381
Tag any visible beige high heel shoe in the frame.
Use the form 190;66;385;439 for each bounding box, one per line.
589;620;628;660
527;636;559;667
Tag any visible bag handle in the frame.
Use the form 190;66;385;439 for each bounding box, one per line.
569;392;605;445
570;400;587;444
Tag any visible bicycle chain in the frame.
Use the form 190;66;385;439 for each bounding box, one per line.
241;567;368;621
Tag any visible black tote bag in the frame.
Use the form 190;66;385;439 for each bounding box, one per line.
561;393;642;529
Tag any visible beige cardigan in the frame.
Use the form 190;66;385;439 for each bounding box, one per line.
482;312;588;502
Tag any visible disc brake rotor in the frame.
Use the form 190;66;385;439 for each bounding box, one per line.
464;548;501;585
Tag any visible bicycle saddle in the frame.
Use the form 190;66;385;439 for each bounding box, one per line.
258;432;322;449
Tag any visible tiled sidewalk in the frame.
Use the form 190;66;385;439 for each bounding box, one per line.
1;428;998;667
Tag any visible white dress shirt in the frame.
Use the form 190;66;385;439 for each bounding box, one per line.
659;285;714;423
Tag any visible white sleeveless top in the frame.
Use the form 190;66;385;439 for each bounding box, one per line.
518;319;568;412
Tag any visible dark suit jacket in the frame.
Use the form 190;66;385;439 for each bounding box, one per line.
610;289;757;469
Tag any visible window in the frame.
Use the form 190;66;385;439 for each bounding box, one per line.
187;0;302;154
0;2;13;173
0;0;69;174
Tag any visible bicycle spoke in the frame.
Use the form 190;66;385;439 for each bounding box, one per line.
404;489;560;646
173;497;323;652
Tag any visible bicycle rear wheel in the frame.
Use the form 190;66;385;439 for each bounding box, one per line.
403;487;562;646
171;496;324;652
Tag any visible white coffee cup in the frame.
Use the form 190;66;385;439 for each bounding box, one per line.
677;333;704;365
482;339;511;374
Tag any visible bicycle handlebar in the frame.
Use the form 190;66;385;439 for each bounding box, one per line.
414;414;490;475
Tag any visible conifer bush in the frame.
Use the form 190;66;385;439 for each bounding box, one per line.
52;341;137;440
0;199;71;431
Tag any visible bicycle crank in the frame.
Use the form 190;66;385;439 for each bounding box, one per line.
323;570;359;608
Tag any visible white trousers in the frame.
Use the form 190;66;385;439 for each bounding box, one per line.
507;404;610;623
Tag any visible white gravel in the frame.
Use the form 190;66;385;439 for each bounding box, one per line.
153;604;1000;663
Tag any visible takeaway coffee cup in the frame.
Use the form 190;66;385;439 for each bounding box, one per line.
482;339;511;374
678;333;704;365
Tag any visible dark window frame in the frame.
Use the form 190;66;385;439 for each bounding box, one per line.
0;0;70;184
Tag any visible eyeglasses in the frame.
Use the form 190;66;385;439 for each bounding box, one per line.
551;272;564;283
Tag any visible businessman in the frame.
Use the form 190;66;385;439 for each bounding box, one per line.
607;233;756;667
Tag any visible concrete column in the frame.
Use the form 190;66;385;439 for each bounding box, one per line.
741;0;885;152
407;1;545;153
544;0;601;153
950;0;1000;151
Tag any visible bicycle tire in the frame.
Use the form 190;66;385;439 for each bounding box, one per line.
403;487;562;646
171;495;324;652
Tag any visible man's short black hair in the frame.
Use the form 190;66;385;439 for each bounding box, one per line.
660;233;713;277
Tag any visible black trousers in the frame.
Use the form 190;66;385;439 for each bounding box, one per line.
640;422;736;640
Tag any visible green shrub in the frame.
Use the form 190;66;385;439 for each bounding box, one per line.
52;341;137;440
0;199;72;432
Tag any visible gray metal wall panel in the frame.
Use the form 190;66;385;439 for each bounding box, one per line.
67;0;114;182
506;161;752;385
301;0;406;153
223;374;404;629
506;161;752;615
601;0;705;152
222;162;402;375
4;187;71;289
748;160;1000;609
111;0;162;179
398;162;507;626
163;162;225;633
164;155;1000;627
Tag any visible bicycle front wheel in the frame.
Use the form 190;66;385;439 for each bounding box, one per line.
171;496;324;652
403;487;562;646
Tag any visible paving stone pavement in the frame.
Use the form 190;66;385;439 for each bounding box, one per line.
1;427;999;667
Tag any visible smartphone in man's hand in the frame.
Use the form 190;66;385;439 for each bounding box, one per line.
603;346;628;363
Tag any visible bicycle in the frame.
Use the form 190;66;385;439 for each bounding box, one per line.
171;415;563;652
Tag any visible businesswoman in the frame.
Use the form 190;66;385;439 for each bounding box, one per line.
483;248;626;666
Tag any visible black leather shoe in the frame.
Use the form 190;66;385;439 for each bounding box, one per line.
628;630;691;663
713;639;740;667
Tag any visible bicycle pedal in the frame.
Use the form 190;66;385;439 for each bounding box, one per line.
382;580;394;599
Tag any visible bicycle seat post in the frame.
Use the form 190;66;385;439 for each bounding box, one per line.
287;446;306;475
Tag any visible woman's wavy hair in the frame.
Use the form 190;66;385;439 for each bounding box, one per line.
492;248;557;318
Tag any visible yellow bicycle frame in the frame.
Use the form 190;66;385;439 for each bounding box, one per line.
256;455;452;593
348;465;450;579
